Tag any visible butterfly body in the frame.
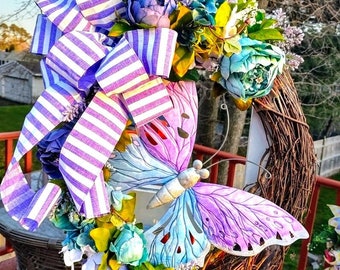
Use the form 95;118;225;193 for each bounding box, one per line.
147;161;210;209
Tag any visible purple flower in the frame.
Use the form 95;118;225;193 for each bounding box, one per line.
36;122;74;179
127;0;177;28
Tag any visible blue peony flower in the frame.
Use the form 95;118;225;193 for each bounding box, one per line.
127;0;177;28
218;37;285;103
36;122;75;179
110;224;148;266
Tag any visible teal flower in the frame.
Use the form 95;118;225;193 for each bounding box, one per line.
218;37;285;103
110;224;148;266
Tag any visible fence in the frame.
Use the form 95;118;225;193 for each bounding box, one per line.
314;135;340;177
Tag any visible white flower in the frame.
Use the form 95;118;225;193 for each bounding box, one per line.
61;246;83;270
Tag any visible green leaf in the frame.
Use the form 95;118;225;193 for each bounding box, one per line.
255;11;265;22
50;179;67;190
109;21;134;37
247;23;261;34
168;67;199;82
261;18;277;29
182;68;200;81
170;4;193;30
248;28;284;41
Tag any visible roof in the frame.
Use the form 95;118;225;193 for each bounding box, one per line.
18;61;41;75
0;60;42;77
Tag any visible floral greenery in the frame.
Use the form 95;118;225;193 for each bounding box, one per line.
36;0;306;269
111;0;286;81
109;0;303;111
308;225;339;255
49;176;172;270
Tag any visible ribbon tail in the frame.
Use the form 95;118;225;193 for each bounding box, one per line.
59;91;128;217
0;74;84;230
0;163;61;231
122;77;172;127
80;172;110;218
19;183;61;231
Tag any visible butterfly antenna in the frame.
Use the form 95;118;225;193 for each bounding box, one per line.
205;158;272;180
202;94;230;167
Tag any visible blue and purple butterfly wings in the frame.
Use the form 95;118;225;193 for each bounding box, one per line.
107;80;309;268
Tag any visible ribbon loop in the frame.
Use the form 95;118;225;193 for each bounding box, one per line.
46;31;112;90
124;28;178;77
35;0;95;33
96;36;150;96
30;14;63;55
76;0;127;30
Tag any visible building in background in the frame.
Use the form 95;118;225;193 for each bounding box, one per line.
0;51;43;104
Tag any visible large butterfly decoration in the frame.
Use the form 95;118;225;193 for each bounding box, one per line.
107;80;309;269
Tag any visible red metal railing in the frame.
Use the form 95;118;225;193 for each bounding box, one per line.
297;176;340;269
0;131;339;268
0;131;32;173
192;144;246;187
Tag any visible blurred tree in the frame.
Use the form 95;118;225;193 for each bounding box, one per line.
0;23;31;51
266;0;340;139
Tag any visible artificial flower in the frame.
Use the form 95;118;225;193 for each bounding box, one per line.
82;250;105;270
216;37;285;109
110;224;148;266
61;245;83;268
36;122;75;179
128;0;177;28
107;187;134;211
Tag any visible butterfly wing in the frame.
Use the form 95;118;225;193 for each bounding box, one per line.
107;134;177;191
193;182;309;256
144;189;211;268
328;204;340;234
139;80;198;172
107;81;198;191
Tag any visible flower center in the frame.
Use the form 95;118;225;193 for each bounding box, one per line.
241;64;270;92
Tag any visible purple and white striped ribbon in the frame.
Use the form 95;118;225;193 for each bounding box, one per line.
124;28;177;77
76;0;127;30
1;0;179;229
122;77;172;127
0;75;84;230
95;36;150;96
46;31;112;90
30;14;63;55
40;59;60;89
59;92;127;216
35;0;95;33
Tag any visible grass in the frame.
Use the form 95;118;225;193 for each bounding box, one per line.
0;105;33;132
0;103;34;177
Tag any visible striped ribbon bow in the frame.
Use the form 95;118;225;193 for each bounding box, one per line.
0;0;177;231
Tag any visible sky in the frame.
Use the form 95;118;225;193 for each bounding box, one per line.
0;0;40;35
